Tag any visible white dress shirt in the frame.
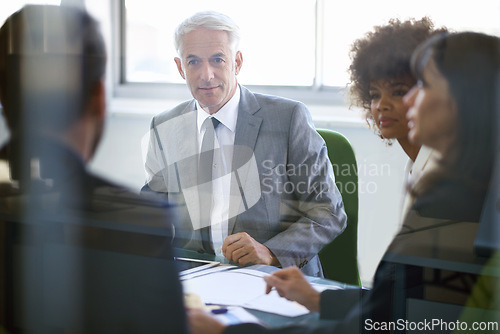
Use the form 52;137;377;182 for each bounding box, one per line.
196;86;240;255
399;145;439;223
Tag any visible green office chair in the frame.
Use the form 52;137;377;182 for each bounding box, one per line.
317;129;361;286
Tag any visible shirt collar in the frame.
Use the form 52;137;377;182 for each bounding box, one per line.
196;85;240;134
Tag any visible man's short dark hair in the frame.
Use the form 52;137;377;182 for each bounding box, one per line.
0;4;106;133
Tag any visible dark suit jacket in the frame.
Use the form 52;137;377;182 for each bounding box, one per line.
144;85;347;276
0;139;187;333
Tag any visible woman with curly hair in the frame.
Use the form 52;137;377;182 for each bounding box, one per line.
349;17;446;218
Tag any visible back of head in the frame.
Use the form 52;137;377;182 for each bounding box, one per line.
0;4;106;135
174;10;240;56
0;5;106;182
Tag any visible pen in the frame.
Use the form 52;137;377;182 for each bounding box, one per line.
211;308;228;314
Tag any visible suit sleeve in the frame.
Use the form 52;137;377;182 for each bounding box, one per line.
263;102;347;270
142;116;169;195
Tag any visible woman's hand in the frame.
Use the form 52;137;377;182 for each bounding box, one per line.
264;266;320;312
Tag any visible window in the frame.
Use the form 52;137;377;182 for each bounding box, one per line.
120;0;500;97
3;0;500;105
321;0;500;87
123;0;316;87
120;0;500;99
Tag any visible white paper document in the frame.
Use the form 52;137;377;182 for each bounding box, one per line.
243;290;309;316
182;268;310;317
180;264;237;281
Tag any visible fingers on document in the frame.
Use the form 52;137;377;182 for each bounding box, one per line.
264;274;285;295
264;276;277;294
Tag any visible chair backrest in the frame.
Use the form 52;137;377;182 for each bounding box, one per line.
317;129;360;286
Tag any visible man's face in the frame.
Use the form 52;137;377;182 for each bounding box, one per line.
174;28;243;115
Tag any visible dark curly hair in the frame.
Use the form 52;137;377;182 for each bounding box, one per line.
348;17;446;127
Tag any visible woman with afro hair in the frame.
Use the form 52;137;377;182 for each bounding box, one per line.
348;17;446;220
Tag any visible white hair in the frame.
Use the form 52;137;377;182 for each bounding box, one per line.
174;11;241;57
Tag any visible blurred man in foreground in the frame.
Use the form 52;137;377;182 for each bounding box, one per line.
0;5;187;333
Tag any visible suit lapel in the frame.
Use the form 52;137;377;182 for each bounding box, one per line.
171;101;198;188
233;85;262;158
229;86;263;234
165;102;206;229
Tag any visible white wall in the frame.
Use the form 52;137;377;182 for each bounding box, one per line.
89;106;409;287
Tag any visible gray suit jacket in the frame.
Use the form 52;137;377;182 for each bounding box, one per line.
144;85;346;276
